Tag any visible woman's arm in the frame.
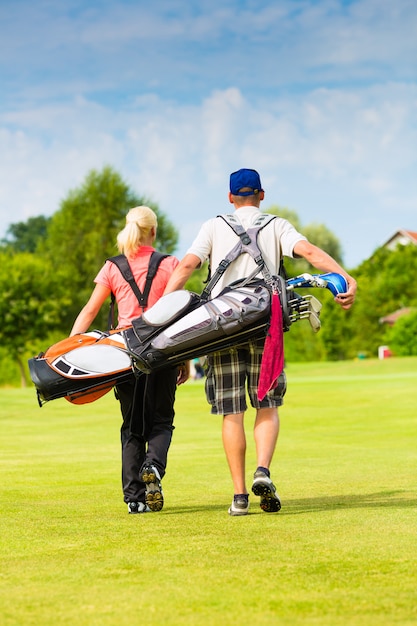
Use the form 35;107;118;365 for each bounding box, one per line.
70;284;112;336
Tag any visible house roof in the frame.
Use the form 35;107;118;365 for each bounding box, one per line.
379;307;413;325
382;229;417;250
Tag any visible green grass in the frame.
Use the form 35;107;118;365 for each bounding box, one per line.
1;357;417;625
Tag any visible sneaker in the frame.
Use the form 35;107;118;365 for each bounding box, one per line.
140;464;164;512
228;495;249;516
251;469;281;512
127;501;150;514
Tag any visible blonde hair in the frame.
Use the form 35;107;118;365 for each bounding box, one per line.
117;206;157;258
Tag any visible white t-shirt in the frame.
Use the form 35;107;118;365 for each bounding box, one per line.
187;207;307;296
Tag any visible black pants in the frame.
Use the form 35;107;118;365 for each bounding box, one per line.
115;367;177;503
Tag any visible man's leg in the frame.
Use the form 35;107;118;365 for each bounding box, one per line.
252;406;281;512
254;406;279;469
222;412;247;494
206;348;249;514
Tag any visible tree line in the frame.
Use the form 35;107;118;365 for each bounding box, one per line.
1;166;416;386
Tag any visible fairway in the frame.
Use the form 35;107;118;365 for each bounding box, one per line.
1;357;416;625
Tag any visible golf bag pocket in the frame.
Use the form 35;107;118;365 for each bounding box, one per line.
131;290;201;344
151;283;271;353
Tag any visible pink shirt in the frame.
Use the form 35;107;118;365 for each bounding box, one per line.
94;246;179;328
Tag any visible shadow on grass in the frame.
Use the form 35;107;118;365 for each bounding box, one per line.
282;490;417;515
162;490;417;515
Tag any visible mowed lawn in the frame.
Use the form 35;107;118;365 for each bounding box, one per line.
1;357;416;626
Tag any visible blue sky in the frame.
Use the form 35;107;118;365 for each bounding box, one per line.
1;0;416;268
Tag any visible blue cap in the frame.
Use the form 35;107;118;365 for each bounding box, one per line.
230;169;264;196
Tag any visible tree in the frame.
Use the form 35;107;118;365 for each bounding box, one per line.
387;310;417;356
302;223;343;264
267;205;302;230
0;252;72;386
0;216;51;253
265;206;344;277
184;262;209;294
321;244;417;359
41;166;179;327
320;295;356;360
284;315;325;363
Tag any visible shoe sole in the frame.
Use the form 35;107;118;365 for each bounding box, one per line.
141;467;164;512
145;490;164;512
252;480;281;513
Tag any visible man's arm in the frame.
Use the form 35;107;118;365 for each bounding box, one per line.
163;253;202;294
293;240;357;310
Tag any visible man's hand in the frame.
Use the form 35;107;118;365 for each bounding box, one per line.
335;277;357;310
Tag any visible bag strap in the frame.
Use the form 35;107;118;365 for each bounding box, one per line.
201;213;279;300
107;252;168;329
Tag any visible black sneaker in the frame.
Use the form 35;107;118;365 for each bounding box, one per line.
228;495;250;516
127;502;150;514
251;469;281;512
140;464;164;512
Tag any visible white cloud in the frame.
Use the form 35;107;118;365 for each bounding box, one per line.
1;80;416;268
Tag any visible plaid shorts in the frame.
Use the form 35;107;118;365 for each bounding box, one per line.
204;338;287;415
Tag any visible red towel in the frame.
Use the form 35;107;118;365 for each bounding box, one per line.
258;291;284;401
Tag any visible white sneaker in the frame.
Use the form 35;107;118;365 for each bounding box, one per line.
127;502;150;514
228;495;250;516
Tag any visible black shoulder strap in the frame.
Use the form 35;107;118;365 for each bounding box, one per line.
107;252;168;328
139;251;169;308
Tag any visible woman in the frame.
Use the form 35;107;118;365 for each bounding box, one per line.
70;206;189;514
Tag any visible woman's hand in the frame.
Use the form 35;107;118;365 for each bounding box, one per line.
177;361;191;385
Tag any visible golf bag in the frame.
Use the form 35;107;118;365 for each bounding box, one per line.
123;279;276;373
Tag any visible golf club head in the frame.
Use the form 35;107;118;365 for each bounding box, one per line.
314;273;348;296
308;309;321;332
286;293;322;332
303;296;322;332
308;295;322;313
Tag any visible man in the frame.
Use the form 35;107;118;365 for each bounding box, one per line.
163;168;357;516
